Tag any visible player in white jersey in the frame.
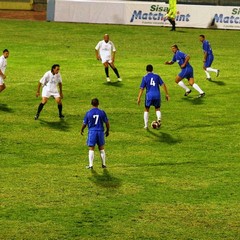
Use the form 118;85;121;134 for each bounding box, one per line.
35;64;64;120
0;49;9;93
95;34;122;82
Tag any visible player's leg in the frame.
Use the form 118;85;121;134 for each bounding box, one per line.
155;107;161;125
189;78;205;97
97;132;106;168
205;55;219;77
109;62;122;81
0;83;6;93
87;131;96;169
88;146;95;169
55;97;64;119
143;103;150;129
35;97;48;120
175;73;191;96
103;62;110;82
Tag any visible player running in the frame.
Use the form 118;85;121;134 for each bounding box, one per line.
0;49;9;94
35;64;64;120
81;98;110;169
199;35;220;80
137;64;170;129
95;34;122;82
165;44;205;98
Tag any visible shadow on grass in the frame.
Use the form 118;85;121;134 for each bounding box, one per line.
89;168;122;188
148;129;181;144
103;81;123;87
0;103;14;113
208;79;226;86
181;96;205;105
39;119;70;131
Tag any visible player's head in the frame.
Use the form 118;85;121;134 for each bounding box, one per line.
171;44;179;53
91;98;99;107
3;49;9;58
103;34;109;43
51;64;60;74
146;64;153;72
199;35;205;42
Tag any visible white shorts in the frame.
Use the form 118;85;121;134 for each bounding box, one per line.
101;55;112;64
42;88;60;98
0;77;4;85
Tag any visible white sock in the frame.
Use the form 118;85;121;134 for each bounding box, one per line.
204;70;210;78
178;81;190;92
144;112;149;128
156;110;161;121
88;150;94;167
100;150;106;166
206;67;218;73
192;83;204;94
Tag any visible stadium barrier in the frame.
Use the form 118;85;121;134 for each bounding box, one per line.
0;0;33;10
47;0;240;30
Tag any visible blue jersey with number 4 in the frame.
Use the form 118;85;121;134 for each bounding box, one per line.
83;108;108;131
140;72;164;100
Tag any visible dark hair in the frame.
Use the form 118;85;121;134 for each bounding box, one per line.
91;98;99;107
3;49;9;53
171;44;179;50
51;64;60;72
146;64;153;72
199;35;205;38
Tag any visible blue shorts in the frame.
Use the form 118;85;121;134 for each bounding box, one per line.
204;55;214;68
145;99;161;109
87;131;105;147
178;66;194;80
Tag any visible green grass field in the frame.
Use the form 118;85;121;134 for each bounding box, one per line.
0;19;239;240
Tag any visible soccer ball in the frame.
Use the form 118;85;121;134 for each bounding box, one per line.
151;120;160;129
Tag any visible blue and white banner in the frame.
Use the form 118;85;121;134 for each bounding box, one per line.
50;0;240;30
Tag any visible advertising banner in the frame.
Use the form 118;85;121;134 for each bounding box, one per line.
51;0;240;30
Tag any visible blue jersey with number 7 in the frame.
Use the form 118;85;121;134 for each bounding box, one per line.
83;108;108;131
140;72;164;100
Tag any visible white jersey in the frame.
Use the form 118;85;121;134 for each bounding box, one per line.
95;40;116;60
40;70;62;93
0;55;7;84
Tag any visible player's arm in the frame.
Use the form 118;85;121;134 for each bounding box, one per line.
105;121;110;137
112;50;116;62
36;82;42;97
81;123;87;135
203;51;207;62
181;55;190;68
0;69;6;79
161;83;170;101
137;88;144;105
165;60;174;65
95;49;101;60
58;82;63;99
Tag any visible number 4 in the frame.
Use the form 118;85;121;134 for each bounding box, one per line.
150;78;155;86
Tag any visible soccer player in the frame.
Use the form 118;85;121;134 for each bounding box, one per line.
0;49;9;93
35;64;64;120
165;44;205;98
137;64;170;129
95;34;122;82
81;98;110;169
165;0;177;31
199;35;219;80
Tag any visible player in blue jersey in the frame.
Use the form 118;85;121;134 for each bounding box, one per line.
165;44;205;98
137;64;169;129
199;35;219;80
81;98;110;169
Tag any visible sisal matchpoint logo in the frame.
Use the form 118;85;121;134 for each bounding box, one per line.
130;4;191;23
214;8;240;24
